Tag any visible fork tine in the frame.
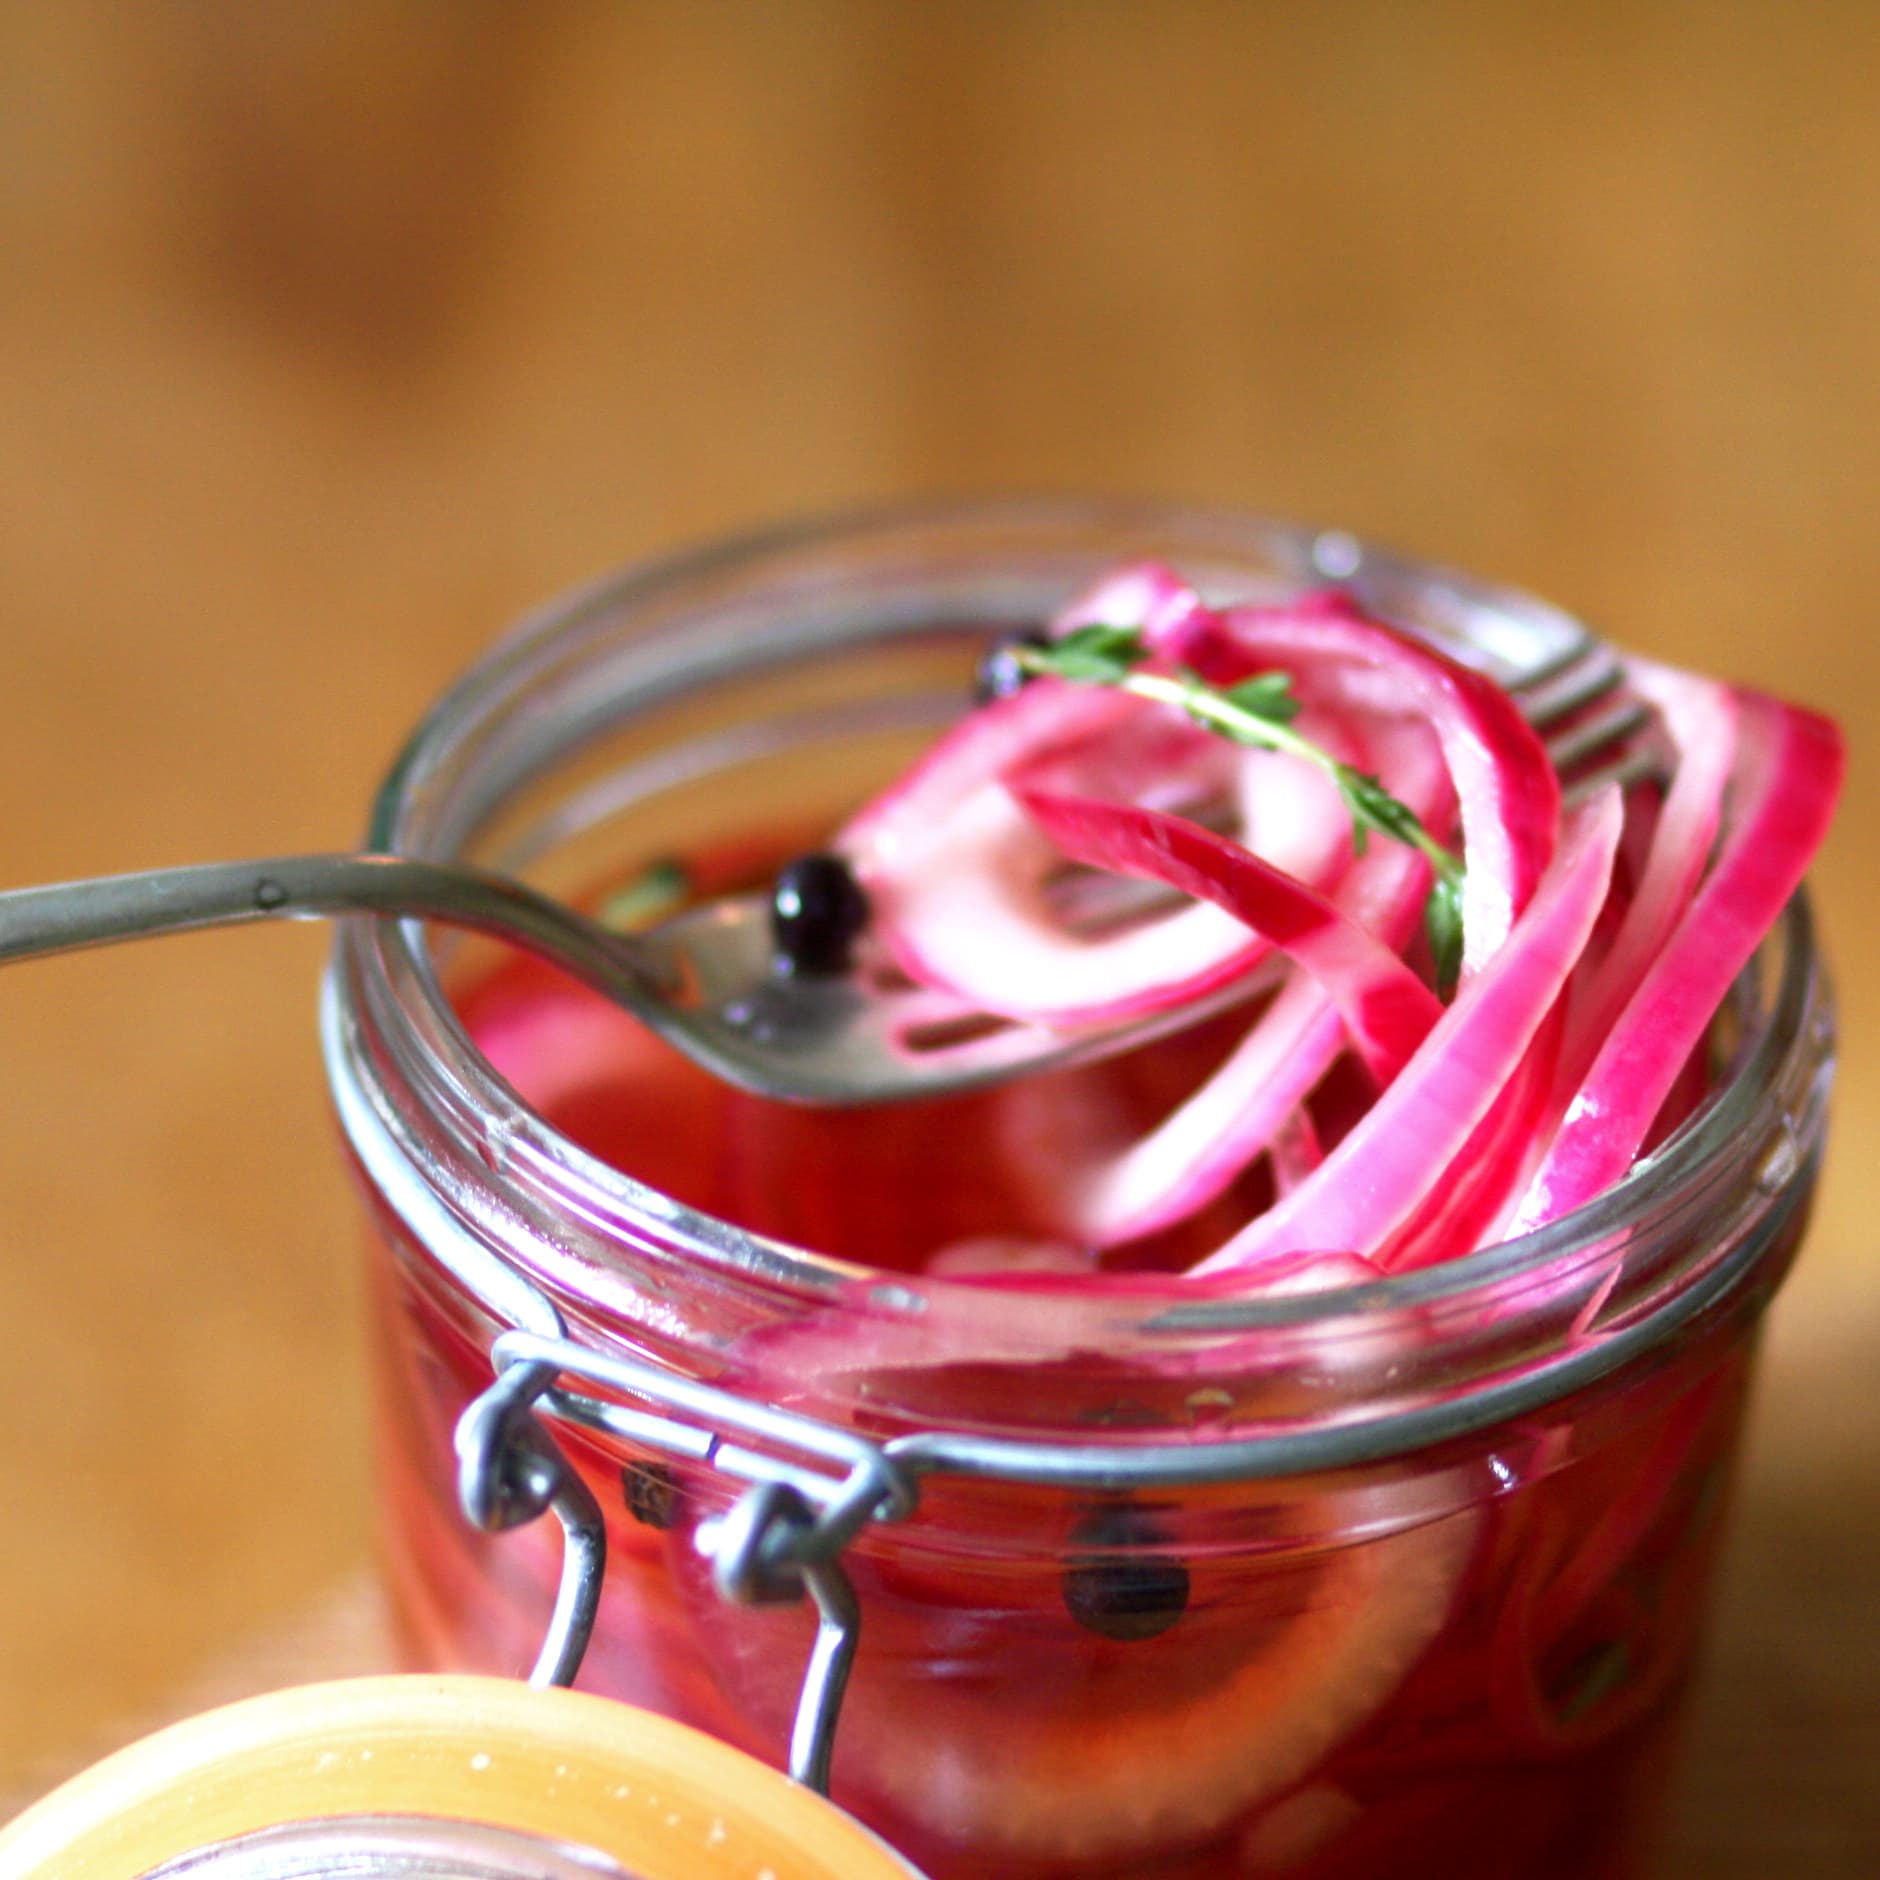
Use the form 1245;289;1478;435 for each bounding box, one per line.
1511;648;1628;727
1498;627;1608;695
1562;744;1660;807
1506;629;1659;792
1541;697;1655;774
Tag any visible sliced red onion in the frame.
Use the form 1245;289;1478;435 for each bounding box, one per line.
841;676;1138;864
845;685;1371;1025
1051;559;1210;642
1196;789;1624;1275
1373;1001;1565;1271
1542;661;1734;1104
827;568;1838;1287
1051;719;1452;1247
1509;694;1843;1232
1014;785;1444;1082
842;612;1463;1026
1268;1108;1326;1196
1163;599;1560;975
1062;975;1348;1248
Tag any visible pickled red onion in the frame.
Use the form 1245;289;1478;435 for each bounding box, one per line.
1508;689;1842;1233
1012;785;1443;1084
1163;591;1561;976
1197;790;1622;1273
827;568;1840;1276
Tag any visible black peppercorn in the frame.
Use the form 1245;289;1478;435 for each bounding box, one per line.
769;851;871;977
1060;1505;1190;1642
621;1459;677;1530
972;627;1052;705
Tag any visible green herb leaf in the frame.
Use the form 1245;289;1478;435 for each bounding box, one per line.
1346;773;1427;848
1330;772;1374;855
1221;671;1300;724
599;857;691;932
1034;623;1147;684
1424;877;1465;999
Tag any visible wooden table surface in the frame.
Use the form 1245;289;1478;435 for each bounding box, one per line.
1;5;1874;1871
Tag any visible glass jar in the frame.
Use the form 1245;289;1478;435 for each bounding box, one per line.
326;501;1833;1880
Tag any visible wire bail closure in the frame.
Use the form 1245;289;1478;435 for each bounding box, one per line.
453;1328;918;1796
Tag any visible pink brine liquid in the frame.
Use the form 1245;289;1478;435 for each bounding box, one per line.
361;928;1781;1880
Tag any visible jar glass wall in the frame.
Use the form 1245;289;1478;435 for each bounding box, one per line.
327;502;1833;1880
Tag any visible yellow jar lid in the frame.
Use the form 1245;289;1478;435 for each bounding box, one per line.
0;1676;925;1880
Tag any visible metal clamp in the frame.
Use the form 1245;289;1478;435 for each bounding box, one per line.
453;1349;604;1690
454;1328;918;1795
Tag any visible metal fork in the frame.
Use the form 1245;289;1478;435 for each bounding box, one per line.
0;632;1653;1106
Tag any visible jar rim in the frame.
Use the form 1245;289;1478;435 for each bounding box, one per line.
0;1676;927;1880
328;497;1830;1359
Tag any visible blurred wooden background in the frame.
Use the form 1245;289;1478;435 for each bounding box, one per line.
0;4;1873;1872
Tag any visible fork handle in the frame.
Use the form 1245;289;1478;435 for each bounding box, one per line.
0;854;666;996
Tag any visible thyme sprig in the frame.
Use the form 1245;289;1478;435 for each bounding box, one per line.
1012;625;1467;994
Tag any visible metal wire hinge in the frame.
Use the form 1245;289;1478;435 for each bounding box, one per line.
453;1328;919;1795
